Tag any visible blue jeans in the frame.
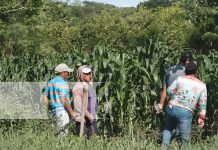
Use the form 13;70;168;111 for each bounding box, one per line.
162;105;193;148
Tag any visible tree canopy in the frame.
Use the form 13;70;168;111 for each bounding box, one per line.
0;0;217;57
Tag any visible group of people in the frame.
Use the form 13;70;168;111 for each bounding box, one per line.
157;53;207;149
43;53;208;148
44;64;98;137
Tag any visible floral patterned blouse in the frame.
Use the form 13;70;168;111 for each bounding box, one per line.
167;75;207;112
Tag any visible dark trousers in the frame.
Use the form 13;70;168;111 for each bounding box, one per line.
76;119;99;137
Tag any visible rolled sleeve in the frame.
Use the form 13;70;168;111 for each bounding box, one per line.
44;87;48;96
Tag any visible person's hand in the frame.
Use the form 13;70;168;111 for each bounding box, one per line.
89;114;94;124
70;112;79;120
198;111;206;128
168;100;174;108
155;103;163;114
197;117;205;128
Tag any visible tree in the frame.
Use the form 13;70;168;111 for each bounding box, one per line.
138;0;172;8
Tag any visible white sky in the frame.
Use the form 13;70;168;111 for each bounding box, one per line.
70;0;146;7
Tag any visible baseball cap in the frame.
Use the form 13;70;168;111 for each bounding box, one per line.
55;63;73;73
82;67;92;73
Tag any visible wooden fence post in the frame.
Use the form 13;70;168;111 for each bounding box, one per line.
79;83;88;137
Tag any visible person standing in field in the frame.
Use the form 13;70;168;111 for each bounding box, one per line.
73;65;98;137
162;62;207;149
44;63;77;134
157;53;193;112
156;53;193;144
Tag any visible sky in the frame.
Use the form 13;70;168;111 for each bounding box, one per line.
70;0;146;7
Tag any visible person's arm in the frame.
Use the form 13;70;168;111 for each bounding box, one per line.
197;85;207;128
43;95;50;110
59;87;77;119
64;97;77;119
159;87;167;110
43;87;50;110
157;74;168;111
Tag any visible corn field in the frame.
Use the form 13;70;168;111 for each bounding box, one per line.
0;41;217;141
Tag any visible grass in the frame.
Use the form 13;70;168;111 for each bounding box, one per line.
0;45;217;149
0;127;217;150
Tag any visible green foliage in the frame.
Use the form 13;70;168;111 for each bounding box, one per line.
0;0;217;143
1;0;217;55
0;43;217;138
151;5;195;49
172;0;218;50
0;0;44;22
195;50;218;132
138;0;172;8
0;126;217;149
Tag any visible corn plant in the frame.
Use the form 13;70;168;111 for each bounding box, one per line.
0;41;217;139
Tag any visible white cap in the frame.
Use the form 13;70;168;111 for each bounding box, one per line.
55;63;73;73
82;67;92;73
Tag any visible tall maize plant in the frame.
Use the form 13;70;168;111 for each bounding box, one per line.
196;50;218;135
0;41;217;137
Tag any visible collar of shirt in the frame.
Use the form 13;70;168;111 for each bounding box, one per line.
55;75;66;81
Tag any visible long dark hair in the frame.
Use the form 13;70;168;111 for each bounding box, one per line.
180;53;193;64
